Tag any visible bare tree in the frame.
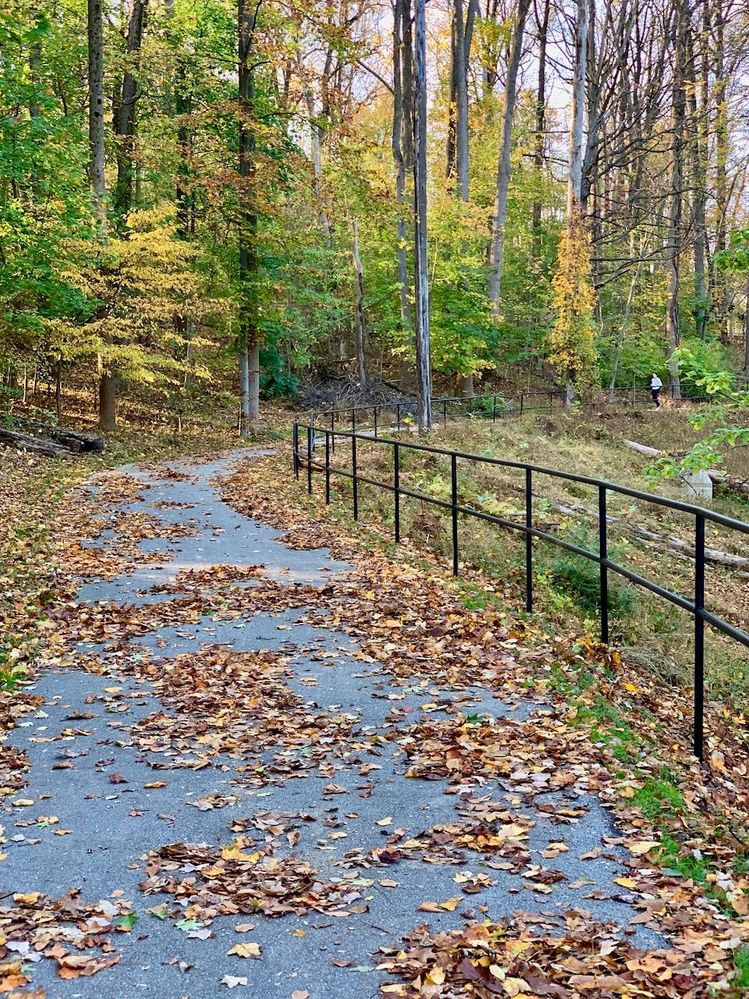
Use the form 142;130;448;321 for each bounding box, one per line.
487;0;532;314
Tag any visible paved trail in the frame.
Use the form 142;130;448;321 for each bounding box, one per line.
3;452;662;997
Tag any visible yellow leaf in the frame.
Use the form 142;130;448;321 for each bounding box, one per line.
439;896;462;911
614;877;638;889
425;967;446;985
227;942;261;958
629;841;659;855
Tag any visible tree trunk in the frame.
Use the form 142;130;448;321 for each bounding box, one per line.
113;0;148;224
532;0;550;258
686;20;707;340
99;368;117;431
88;0;116;430
87;0;107;237
238;0;261;435
568;0;589;220
744;272;749;373
487;0;531;314
413;0;432;430
666;0;687;400
392;0;412;330
352;221;368;387
453;0;469;199
713;0;728;339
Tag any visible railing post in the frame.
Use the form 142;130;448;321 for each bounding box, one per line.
525;467;533;612
451;452;459;576
599;485;609;644
393;443;400;542
492;394;497;422
520;392;524;415
306;426;313;495
443;399;448;428
374;407;378;439
694;514;705;762
331;411;335;453
352;408;356;434
325;430;331;505
293;423;299;479
352;431;359;521
396;403;401;432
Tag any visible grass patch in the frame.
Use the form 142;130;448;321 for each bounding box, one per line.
733;947;749;989
633;775;685;819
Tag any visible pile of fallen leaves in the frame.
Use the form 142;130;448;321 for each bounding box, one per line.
110;646;360;778
220;453;749;920
0;889;133;987
141;834;367;920
375;911;743;997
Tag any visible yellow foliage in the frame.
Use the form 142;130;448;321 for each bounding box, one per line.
54;206;228;384
548;218;598;388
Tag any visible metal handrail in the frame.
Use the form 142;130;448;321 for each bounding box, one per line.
292;422;749;762
310;390;565;436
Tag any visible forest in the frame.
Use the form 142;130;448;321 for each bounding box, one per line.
3;1;749;993
1;0;748;434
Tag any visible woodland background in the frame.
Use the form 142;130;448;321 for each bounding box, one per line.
0;0;748;432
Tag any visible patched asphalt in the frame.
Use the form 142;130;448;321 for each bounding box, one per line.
2;452;664;997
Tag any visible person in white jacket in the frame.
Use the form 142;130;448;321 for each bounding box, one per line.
650;373;663;408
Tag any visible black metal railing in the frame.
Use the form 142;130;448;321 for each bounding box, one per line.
310;390;565;438
292;423;749;762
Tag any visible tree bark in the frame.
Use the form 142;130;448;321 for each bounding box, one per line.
98;362;117;431
87;0;107;237
568;0;589;220
453;0;469;199
686;19;707;340
238;0;261;435
532;0;550;258
412;0;432;430
487;0;531;314
666;0;687;400
744;272;749;373
392;0;412;331
352;221;368;387
712;0;728;339
88;0;116;430
113;0;148;224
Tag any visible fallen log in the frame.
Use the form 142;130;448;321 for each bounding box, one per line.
622;438;662;458
0;427;70;458
12;418;104;453
622;438;749;500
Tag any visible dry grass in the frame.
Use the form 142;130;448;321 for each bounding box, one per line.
318;409;749;706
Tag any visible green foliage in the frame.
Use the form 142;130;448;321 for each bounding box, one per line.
647;347;749;476
542;523;637;619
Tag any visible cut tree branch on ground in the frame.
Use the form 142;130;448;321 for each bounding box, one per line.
622;438;749;498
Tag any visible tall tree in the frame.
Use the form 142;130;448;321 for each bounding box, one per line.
113;0;148;224
665;0;687;399
487;0;532;315
413;0;432;430
392;0;411;330
87;0;107;239
87;0;118;430
548;0;597;403
531;0;551;258
238;0;261;434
